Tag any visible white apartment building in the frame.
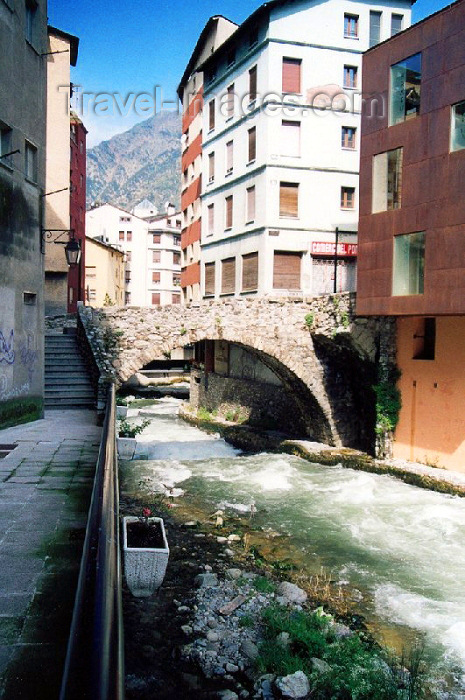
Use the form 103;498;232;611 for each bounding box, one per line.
199;0;412;298
85;202;182;306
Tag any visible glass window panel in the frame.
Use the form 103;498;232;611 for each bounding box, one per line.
393;232;425;296
451;100;465;152
390;53;422;125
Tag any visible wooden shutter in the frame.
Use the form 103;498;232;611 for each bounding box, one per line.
152;271;160;283
221;257;236;294
208;152;215;181
227;84;234;117
279;182;299;217
246;186;256;222
248;127;256;162
152;293;160;305
225;195;233;229
242;252;258;291
273;252;301;289
153;234;160;244
153;251;160;263
205;262;215;296
172;294;181;304
249;66;257;101
282;58;301;93
209;99;215;130
226;141;233;173
281;121;300;157
208;204;214;234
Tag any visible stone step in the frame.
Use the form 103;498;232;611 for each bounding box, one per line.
44;375;94;386
45;399;95;408
45;386;95;396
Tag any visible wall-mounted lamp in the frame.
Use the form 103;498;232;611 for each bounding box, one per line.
41;228;81;266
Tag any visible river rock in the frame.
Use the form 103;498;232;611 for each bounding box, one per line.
226;568;242;580
184;521;198;528
276;631;291;647
217;537;228;543
228;534;241;542
207;630;220;642
276;581;308;604
331;622;353;639
225;662;239;673
275;671;310;698
195;573;219;588
311;657;332;674
241;639;259;660
218;691;239;700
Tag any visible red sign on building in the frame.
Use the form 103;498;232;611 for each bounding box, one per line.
311;241;358;257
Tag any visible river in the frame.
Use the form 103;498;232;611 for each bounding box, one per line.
120;397;465;698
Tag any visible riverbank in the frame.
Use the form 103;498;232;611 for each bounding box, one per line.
180;405;465;498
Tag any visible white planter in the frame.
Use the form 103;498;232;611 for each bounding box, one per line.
116;405;128;419
117;437;136;460
123;516;169;597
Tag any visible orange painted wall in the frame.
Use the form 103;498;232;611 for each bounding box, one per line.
394;316;465;471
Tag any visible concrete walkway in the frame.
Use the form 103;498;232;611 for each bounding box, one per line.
0;411;101;699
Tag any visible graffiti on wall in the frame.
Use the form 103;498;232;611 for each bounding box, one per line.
0;329;15;365
0;329;38;400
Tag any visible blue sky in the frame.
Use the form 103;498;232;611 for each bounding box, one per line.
48;0;448;147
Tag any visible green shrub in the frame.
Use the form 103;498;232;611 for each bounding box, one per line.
118;418;150;438
305;313;314;329
253;576;277;594
373;367;402;435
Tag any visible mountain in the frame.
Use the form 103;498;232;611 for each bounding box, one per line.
86;111;181;212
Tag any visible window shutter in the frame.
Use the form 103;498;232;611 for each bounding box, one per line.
152;293;160;305
225;195;233;228
153;251;160;263
249;66;257;101
152;271;160;284
209;99;215;130
273;252;301;289
208;152;215;181
208;204;214;234
205;262;215;295
248;127;256;162
246;186;256;222
279;182;299;217
282;58;301;93
226;141;233;172
221;257;236;294
242;252;258;291
281;121;300;157
227;84;235;117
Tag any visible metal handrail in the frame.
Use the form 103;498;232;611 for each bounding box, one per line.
60;383;125;700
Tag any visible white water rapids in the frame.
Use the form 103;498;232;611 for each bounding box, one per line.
121;398;465;697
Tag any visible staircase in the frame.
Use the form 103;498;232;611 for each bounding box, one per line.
44;333;95;409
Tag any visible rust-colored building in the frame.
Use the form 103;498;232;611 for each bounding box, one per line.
357;0;465;470
68;112;87;313
177;16;238;302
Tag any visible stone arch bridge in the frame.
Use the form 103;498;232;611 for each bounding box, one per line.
78;293;394;453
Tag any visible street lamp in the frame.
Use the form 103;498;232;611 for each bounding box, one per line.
41;228;81;266
64;237;81;266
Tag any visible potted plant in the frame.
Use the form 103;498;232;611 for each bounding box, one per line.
123;508;169;597
117;419;150;460
116;395;129;419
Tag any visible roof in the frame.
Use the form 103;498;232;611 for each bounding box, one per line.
86;202;147;222
177;15;238;98
47;25;79;66
85;236;125;256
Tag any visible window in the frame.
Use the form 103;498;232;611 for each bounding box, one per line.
25;0;37;44
248;126;256;162
25;141;37;182
126;231;132;242
226;84;235;119
249;66;257;102
208;203;214;235
341;186;355;209
173;273;181;287
372;148;403;212
152;250;161;263
246;186;256;222
173;235;181;246
209;99;215;131
152;293;160;305
152;271;160;284
0;124;13;167
221;257;236;294
126;251;132;261
226;140;233;174
369;11;381;48
341;126;356;149
172;294;181;304
273;251;301;290
125;292;131;304
282;58;301;94
225;195;233;229
413;318;435;360
393;232;425;296
343;65;358;89
279;182;299;218
205;262;215;296
173;252;181;265
208;152;215;182
281;121;300;157
242;252;258;291
391;14;403;36
153;233;161;244
344;13;359;38
451;101;465;151
390;53;422;125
